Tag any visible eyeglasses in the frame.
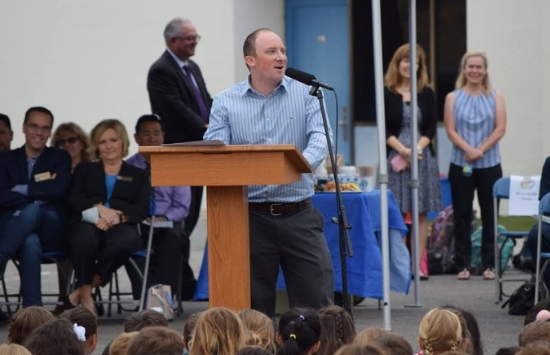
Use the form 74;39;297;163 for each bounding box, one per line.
56;137;79;146
175;35;201;43
25;123;51;132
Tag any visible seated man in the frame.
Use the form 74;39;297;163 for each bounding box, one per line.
0;106;71;307
125;114;191;297
0;113;13;153
527;156;550;287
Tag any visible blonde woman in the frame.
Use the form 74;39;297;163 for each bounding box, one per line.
66;119;150;313
51;122;93;170
384;43;441;280
444;51;506;281
417;308;464;355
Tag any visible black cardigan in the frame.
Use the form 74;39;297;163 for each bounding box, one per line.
384;86;438;156
68;161;151;223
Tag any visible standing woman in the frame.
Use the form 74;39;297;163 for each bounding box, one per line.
444;51;506;280
66;119;150;313
384;43;441;280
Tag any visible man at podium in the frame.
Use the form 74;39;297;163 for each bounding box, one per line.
204;28;334;317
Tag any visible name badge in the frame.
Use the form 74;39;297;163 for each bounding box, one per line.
117;175;133;182
34;172;51;182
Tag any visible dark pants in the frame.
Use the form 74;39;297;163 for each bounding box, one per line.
449;163;502;270
0;204;66;307
68;222;141;285
180;186;202;299
249;204;334;317
183;186;203;238
527;222;550;288
126;226;182;298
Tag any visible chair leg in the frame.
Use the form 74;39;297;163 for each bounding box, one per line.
177;259;184;316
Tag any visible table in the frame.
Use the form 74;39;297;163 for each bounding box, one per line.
193;190;410;300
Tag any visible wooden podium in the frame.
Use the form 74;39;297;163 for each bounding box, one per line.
139;144;312;310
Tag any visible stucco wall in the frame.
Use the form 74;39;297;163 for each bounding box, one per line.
0;0;284;156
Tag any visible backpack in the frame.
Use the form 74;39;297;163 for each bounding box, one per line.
427;206;456;275
427;205;477;275
470;225;515;274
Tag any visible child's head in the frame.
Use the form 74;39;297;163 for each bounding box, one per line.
276;308;321;355
519;321;550;347
123;309;169;332
190;307;246;355
110;332;139;355
353;327;391;346
238;309;276;353
370;333;412;355
441;305;482;355
316;305;356;355
237;346;275;355
126;326;183;355
183;312;202;350
333;343;386;355
417;308;463;355
23;318;85;355
59;306;99;355
8;306;55;345
0;344;32;355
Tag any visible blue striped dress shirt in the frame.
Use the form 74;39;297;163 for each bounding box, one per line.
204;76;333;203
451;89;501;169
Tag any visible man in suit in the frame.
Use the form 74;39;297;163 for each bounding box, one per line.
125;114;191;297
147;18;212;297
0;113;13;153
0;106;72;307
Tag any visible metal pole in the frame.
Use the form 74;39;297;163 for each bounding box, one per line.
407;0;422;307
371;0;392;330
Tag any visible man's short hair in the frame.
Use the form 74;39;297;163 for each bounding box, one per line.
0;113;12;131
24;106;54;125
242;28;274;58
135;114;162;135
8;306;55;345
127;326;183;355
123;309;169;332
163;18;191;45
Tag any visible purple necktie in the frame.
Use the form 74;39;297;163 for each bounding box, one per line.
183;65;209;122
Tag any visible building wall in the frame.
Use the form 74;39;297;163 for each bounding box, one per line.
0;0;284;155
467;0;549;176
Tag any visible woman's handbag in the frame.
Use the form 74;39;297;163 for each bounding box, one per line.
145;284;174;320
501;282;535;316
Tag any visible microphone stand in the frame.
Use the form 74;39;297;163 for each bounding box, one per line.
309;84;354;316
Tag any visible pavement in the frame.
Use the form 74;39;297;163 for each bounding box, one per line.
0;215;531;355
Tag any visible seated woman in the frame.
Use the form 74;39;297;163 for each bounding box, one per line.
66;119;150;313
51;122;93;170
50;122;93;313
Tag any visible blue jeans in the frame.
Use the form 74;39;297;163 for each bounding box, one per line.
0;204;66;307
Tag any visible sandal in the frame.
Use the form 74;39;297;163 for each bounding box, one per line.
483;268;496;280
457;269;471;280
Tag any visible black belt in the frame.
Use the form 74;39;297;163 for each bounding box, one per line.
249;198;311;216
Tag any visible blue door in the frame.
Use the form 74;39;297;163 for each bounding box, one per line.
285;0;351;164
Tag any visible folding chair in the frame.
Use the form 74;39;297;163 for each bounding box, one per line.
493;177;532;303
91;218;155;317
0;251;72;317
534;192;550;303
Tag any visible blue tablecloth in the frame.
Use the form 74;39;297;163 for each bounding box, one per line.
193;190;410;300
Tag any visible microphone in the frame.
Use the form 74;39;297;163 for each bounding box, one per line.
285;67;334;91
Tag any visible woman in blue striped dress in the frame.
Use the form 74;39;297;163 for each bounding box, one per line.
444;51;507;280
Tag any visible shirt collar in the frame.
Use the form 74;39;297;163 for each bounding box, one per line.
241;75;290;97
166;48;189;69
